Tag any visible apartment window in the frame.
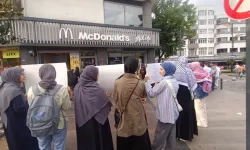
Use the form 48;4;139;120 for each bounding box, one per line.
230;48;237;53
233;27;238;32
240;27;246;32
240;48;246;52
198;29;207;34
188;49;196;56
198;10;207;16
198;38;207;43
199;47;207;55
208;19;214;25
208;38;214;43
208;29;214;34
240;36;246;40
217;37;228;42
217;18;228;24
208;10;214;16
217;48;227;53
217;28;228;33
230;37;238;41
208;47;214;55
104;2;142;26
230;19;239;23
198;20;207;25
190;39;196;44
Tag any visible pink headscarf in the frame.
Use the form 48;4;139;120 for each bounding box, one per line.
189;62;212;83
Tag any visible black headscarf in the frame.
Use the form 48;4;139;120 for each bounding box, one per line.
124;57;138;74
74;65;112;127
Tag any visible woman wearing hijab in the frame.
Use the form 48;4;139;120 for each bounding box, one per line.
174;56;198;141
27;64;71;150
74;66;81;78
145;62;179;150
114;57;151;150
0;68;39;150
74;65;113;150
189;62;212;128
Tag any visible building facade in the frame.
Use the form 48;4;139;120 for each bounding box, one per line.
170;5;246;63
0;0;160;68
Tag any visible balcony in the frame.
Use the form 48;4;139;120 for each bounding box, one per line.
0;17;160;48
188;43;199;49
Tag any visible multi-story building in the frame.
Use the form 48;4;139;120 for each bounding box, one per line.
170;5;246;64
0;0;160;68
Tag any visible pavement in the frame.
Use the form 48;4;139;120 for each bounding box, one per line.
0;74;246;150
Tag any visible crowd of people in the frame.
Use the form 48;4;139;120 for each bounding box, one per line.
0;56;219;150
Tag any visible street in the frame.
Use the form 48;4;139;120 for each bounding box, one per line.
0;74;246;150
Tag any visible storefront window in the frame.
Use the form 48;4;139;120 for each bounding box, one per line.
104;2;143;27
108;53;122;65
81;58;96;69
80;51;96;57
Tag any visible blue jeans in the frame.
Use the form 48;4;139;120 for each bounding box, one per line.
37;121;68;150
194;84;208;99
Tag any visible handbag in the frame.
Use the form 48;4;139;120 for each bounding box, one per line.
165;80;183;112
114;79;139;128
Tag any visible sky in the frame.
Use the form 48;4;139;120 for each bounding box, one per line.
189;0;225;14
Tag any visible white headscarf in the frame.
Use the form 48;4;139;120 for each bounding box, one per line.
174;56;197;91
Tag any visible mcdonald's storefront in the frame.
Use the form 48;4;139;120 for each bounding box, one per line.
1;17;160;69
0;48;21;67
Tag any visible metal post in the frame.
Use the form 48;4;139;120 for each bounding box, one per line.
231;23;234;54
220;78;223;90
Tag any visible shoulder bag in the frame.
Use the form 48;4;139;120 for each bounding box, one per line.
114;79;139;128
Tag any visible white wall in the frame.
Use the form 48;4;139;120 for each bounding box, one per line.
22;0;104;23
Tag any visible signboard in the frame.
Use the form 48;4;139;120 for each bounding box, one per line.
59;28;151;43
224;0;250;20
2;49;20;58
70;53;80;69
21;63;68;92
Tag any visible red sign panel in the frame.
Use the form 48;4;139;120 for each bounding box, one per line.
224;0;250;20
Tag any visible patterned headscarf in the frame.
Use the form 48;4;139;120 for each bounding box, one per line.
189;62;212;83
174;56;197;91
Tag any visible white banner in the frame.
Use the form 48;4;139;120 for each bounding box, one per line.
96;64;124;93
21;63;68;92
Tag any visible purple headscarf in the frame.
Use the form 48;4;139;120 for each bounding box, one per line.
73;65;112;127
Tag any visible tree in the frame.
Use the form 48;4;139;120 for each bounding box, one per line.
153;0;196;62
0;0;23;44
226;59;236;73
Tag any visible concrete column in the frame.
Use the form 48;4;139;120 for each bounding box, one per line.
143;0;152;28
246;18;250;150
20;47;36;65
147;49;155;63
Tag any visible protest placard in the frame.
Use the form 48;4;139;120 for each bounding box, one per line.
146;63;162;84
21;63;68;92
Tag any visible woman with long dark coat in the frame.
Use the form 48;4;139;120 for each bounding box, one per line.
174;56;198;141
74;65;114;150
0;68;39;150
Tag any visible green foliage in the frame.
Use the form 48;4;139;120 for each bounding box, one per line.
153;0;196;61
0;0;23;44
242;55;246;64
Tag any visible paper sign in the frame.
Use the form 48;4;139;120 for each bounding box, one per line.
21;63;68;92
146;63;162;84
224;0;250;20
96;64;124;93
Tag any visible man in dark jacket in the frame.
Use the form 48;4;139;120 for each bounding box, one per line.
67;67;78;90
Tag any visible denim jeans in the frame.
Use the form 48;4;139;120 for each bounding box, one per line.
37;121;68;150
194;84;208;99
